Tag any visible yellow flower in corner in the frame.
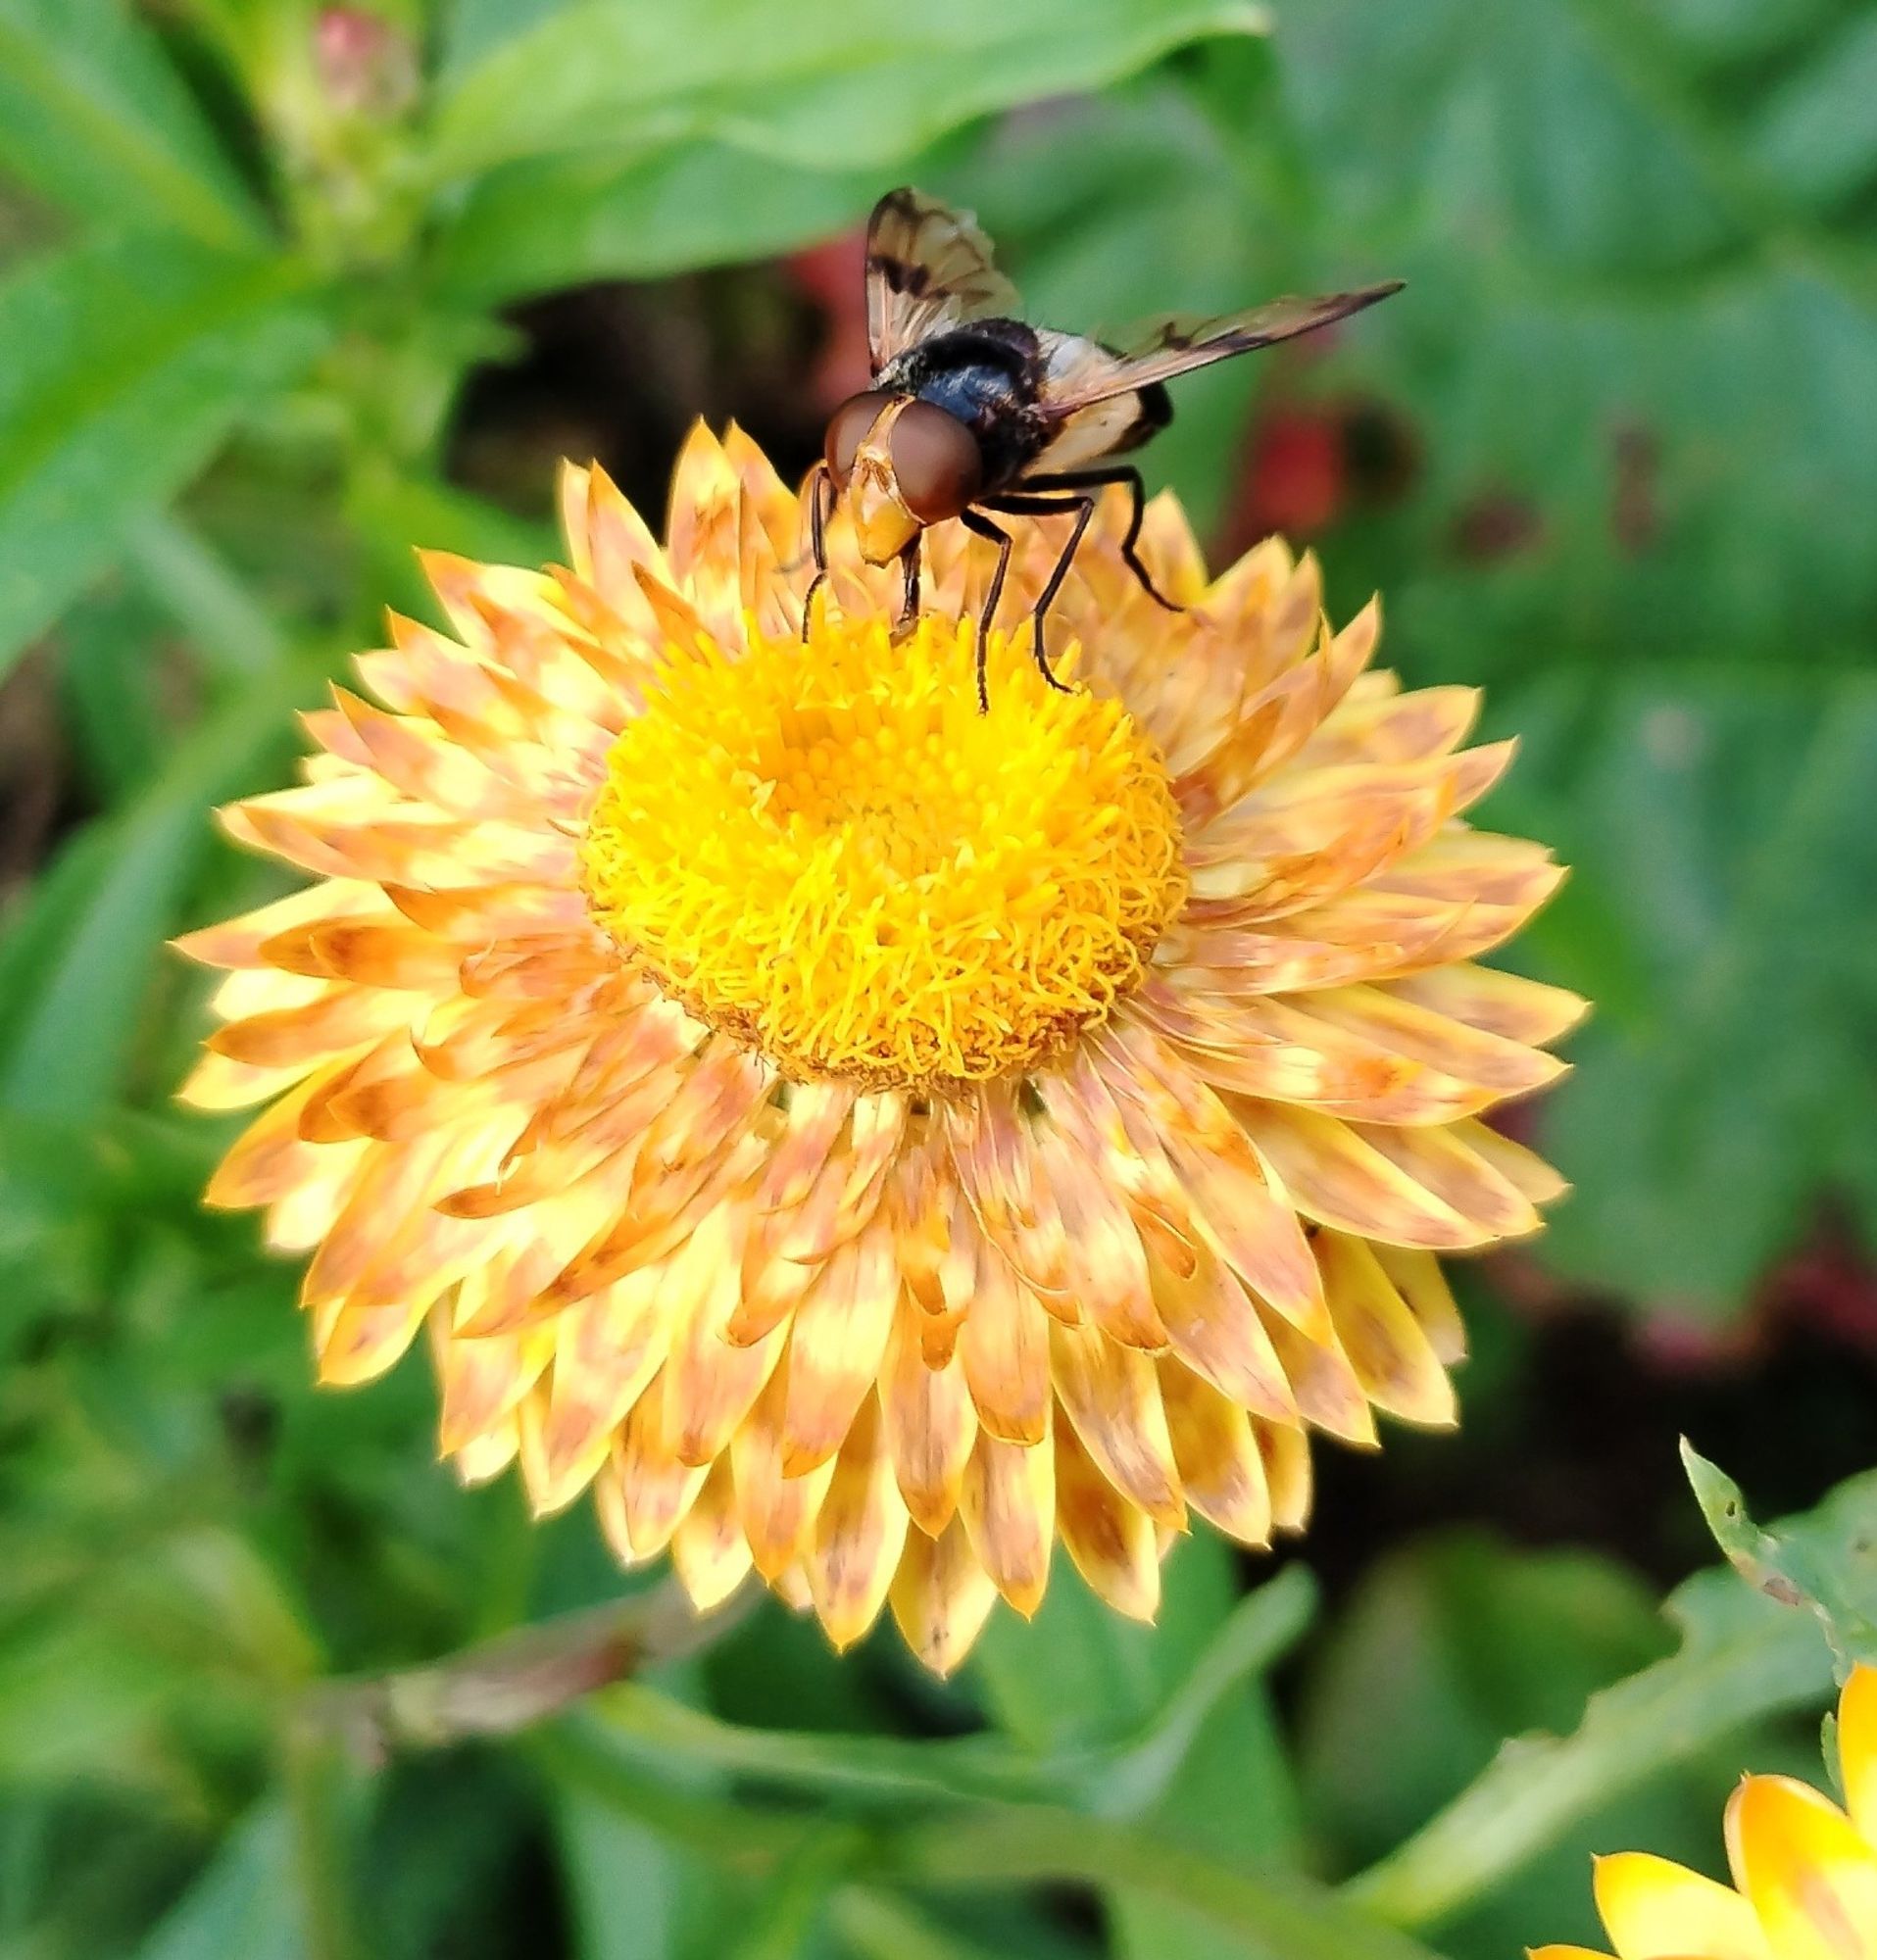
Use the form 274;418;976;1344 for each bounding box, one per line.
179;424;1581;1671
1533;1665;1877;1960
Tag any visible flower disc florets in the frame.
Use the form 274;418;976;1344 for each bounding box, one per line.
579;615;1187;1090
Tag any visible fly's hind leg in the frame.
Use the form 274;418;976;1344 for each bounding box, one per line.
981;490;1094;690
1018;464;1183;612
959;509;1015;713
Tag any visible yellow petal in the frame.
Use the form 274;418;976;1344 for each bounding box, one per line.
1726;1775;1877;1960
606;1376;707;1556
1840;1666;1877;1845
730;1367;835;1581
315;1295;428;1388
1372;1245;1468;1364
532;1270;669;1511
1351;1120;1542;1243
1383;961;1588;1048
657;1204;785;1468
1034;1120;1162;1348
1150;1241;1298;1423
1262;1310;1378;1446
1594;1851;1773;1960
1241;1103;1479;1251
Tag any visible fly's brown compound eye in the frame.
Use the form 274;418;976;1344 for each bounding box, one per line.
887;400;983;523
824;390;893;484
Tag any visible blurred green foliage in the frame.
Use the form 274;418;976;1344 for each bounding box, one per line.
1;1;1874;1957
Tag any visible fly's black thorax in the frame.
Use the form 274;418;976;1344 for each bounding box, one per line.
877;318;1048;492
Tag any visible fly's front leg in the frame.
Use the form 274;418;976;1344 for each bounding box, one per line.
896;534;922;638
801;461;834;641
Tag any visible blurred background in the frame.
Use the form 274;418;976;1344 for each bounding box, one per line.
2;2;1875;1957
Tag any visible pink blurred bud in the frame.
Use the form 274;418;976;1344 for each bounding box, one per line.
316;7;418;117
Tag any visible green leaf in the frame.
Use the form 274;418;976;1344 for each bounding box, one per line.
438;0;569;77
1347;1468;1877;1928
0;233;328;682
554;1787;686;1960
0;652;327;1118
1297;1534;1670;1872
123;511;288;680
423;0;1267;184
431;142;896;306
1528;669;1877;1310
1684;1443;1877;1668
0;0;262;246
1747;10;1877;210
132;1805;303;1960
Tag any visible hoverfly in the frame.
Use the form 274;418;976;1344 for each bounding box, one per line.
807;187;1402;709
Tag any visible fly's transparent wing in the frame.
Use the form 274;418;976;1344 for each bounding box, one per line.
865;186;1019;373
1037;284;1403;416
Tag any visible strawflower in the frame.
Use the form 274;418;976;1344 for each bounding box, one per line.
180;425;1580;1669
1533;1665;1877;1960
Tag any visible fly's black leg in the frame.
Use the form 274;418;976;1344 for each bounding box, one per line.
1019;465;1183;612
801;462;833;642
959;508;1014;713
980;491;1093;690
896;534;922;636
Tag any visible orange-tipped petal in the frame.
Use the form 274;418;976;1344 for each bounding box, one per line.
959;1248;1051;1446
807;1394;910;1648
777;1217;900;1475
1054;1419;1160;1622
1159;1362;1270;1546
880;1304;976;1538
888;1516;998;1678
669;1457;753;1613
959;1426;1055;1617
1049;1322;1185;1529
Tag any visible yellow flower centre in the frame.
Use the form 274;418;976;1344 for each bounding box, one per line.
579;613;1187;1089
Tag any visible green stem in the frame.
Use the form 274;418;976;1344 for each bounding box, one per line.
883;1806;1443;1960
1346;1607;1829;1928
307;1580;755;1764
583;1567;1315;1816
539;1718;1436;1960
280;1714;362;1960
828;1888;1013;1960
